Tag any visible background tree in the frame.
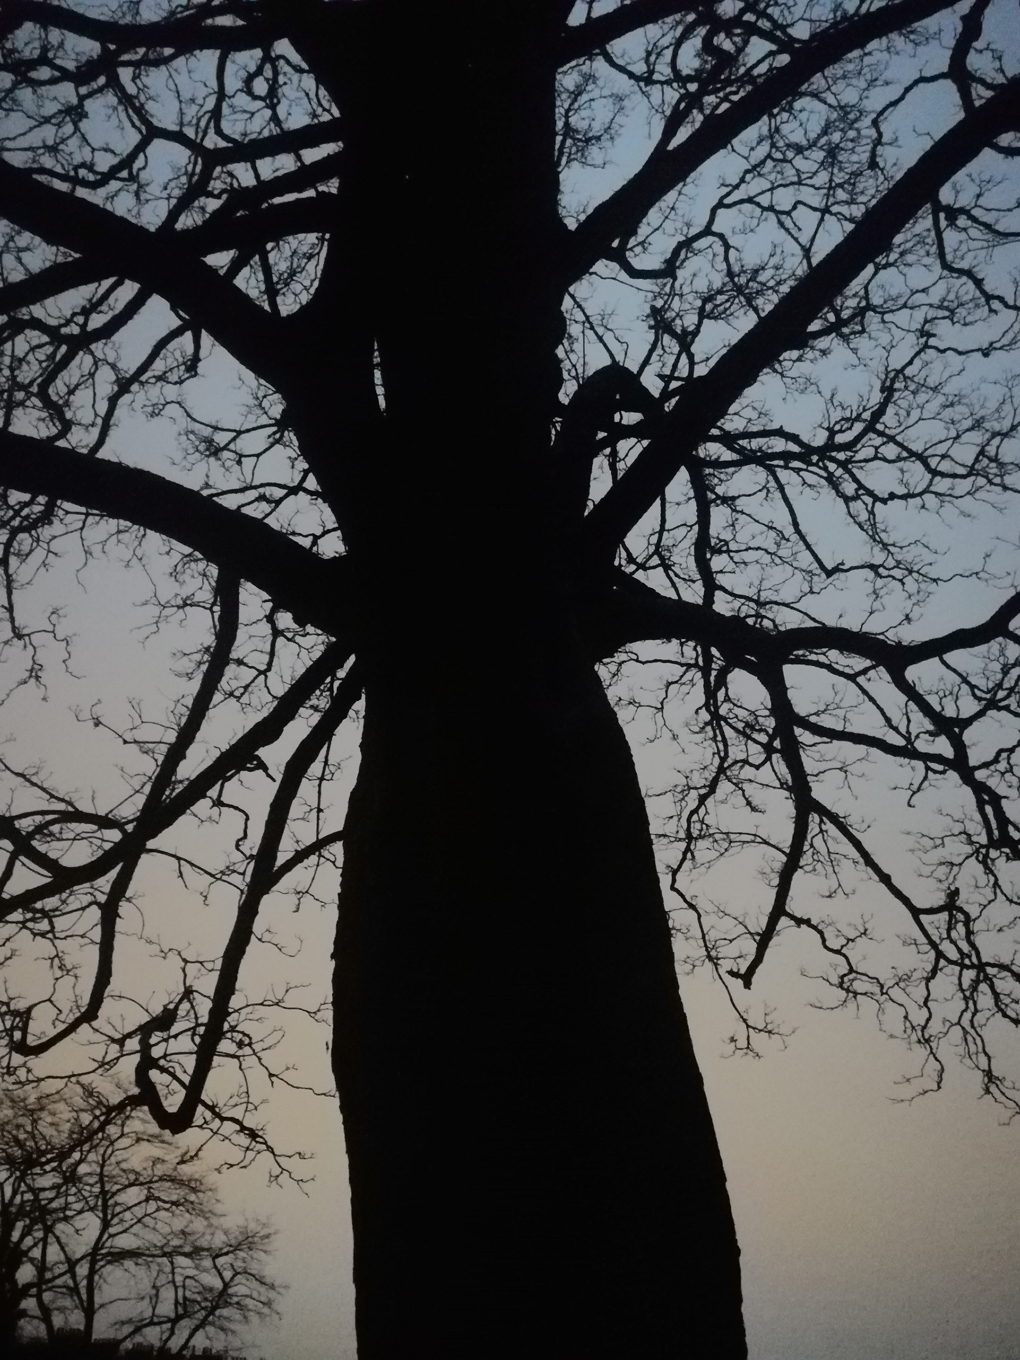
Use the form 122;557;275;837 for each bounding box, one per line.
0;1082;279;1355
0;1;1018;1356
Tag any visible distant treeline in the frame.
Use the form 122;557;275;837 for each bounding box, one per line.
10;1335;249;1360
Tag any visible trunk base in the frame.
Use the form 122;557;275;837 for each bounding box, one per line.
333;620;745;1358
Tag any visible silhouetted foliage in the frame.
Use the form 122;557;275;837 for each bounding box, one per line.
0;3;1018;1355
10;1332;247;1360
0;1083;279;1355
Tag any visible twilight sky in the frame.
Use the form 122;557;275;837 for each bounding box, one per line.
5;543;1020;1360
5;16;1020;1343
223;917;1020;1360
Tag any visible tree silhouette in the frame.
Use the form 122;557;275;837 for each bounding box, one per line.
0;1083;279;1355
0;2;1018;1355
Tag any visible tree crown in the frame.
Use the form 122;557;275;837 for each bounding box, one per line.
0;1080;279;1353
0;0;1018;1125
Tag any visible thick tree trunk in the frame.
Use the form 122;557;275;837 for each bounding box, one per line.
307;7;745;1353
332;605;745;1358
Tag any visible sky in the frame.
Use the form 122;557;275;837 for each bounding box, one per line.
218;904;1020;1360
7;545;1020;1360
233;966;1020;1360
4;7;1020;1354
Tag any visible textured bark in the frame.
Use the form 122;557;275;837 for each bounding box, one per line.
311;10;746;1353
332;592;745;1358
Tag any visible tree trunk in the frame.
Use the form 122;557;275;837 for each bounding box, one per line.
332;600;746;1358
311;7;746;1353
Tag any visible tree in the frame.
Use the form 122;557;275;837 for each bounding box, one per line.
0;1082;279;1355
0;0;1018;1354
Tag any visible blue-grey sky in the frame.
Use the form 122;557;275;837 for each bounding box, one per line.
4;5;1020;1351
219;917;1020;1360
5;525;1020;1360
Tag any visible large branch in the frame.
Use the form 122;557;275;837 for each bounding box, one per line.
0;431;349;636
197;169;340;232
10;574;241;1059
594;571;1020;670
137;662;363;1135
0;2;282;52
580;78;1020;561
196;118;345;168
0;257;100;315
558;0;694;65
0;638;351;920
563;0;956;284
0;197;337;316
0;159;293;391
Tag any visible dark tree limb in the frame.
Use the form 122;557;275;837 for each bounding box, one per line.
0;258;104;316
0;432;349;636
591;570;1020;670
558;0;695;65
564;0;958;284
0;159;291;392
0;198;337;317
192;119;345;168
0;640;352;919
10;575;241;1058
0;2;283;52
580;78;1020;560
135;663;363;1134
727;664;813;990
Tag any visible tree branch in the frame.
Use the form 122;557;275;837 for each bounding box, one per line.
0;258;102;315
0;197;337;317
728;663;813;989
0;640;351;920
558;0;694;65
0;159;292;391
563;0;957;284
136;663;363;1134
591;570;1020;669
0;2;282;52
10;575;241;1059
0;431;349;636
580;78;1020;560
196;118;345;168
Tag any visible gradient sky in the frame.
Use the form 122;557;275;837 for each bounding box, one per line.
221;946;1020;1360
5;19;1020;1343
5;543;1020;1360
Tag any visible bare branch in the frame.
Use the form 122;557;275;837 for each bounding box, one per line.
581;79;1020;560
593;570;1020;670
559;0;695;65
0;2;282;53
564;0;958;284
0;431;349;636
0;159;291;391
10;575;241;1058
136;663;362;1133
0;639;351;919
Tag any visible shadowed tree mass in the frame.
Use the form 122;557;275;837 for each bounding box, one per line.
0;1082;278;1354
0;2;1018;1356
